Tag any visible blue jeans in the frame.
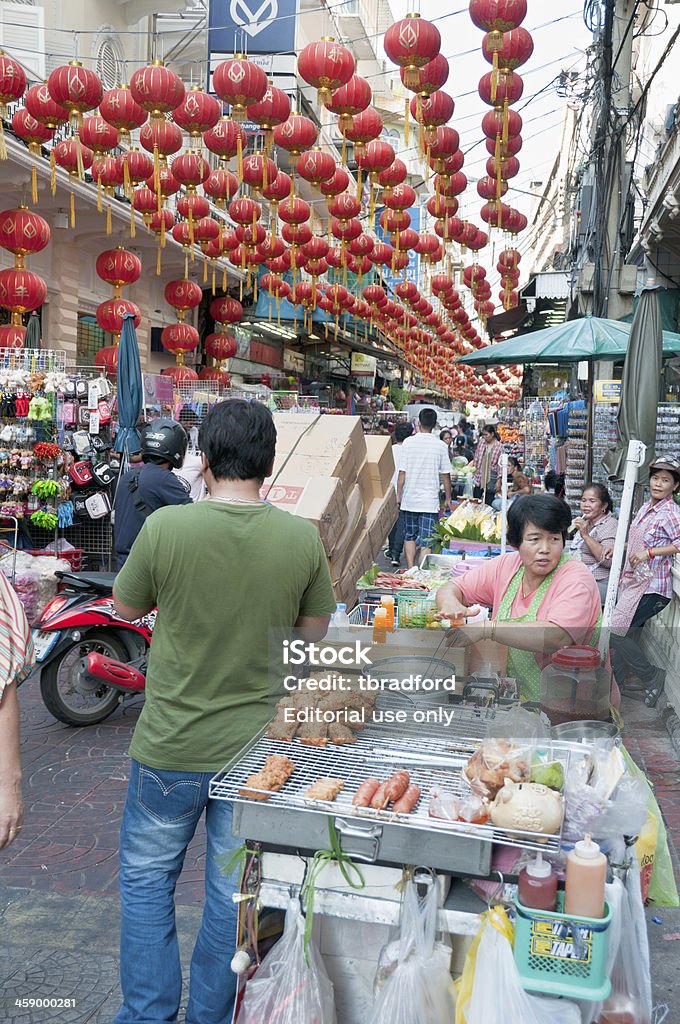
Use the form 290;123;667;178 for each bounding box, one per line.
115;759;239;1024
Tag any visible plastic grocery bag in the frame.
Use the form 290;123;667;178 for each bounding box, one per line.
369;875;456;1024
236;899;336;1024
456;907;581;1024
596;858;654;1024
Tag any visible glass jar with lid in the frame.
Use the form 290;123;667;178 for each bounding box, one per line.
540;646;610;724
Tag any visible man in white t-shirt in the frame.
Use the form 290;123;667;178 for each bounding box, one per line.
396;408;452;568
384;421;414;566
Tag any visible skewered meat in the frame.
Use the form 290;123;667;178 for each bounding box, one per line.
370;781;389;809
352;778;381;807
328;722;357;745
305;778;345;801
392;784;421;814
239;755;295;801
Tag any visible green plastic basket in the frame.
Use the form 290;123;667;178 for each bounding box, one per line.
513;892;612;1002
396;591;442;630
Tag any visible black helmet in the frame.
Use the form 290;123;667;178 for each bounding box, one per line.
140;418;188;468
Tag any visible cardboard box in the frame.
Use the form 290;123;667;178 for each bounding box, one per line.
364;435;395;498
328;484;365;562
261;477;346;555
366;489;399;558
356;457;373;513
331;528;373;587
292;415;367;481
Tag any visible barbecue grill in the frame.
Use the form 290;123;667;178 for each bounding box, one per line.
210;702;572;875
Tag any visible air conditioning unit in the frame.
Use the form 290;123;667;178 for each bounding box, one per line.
618;264;639;294
579;263;595;294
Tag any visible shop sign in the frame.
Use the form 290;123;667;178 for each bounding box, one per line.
283;348;305;373
594;380;621;403
208;0;297;95
143;374;174;404
250;337;283;369
350;352;377;377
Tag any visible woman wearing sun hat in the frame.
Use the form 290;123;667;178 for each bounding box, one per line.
607;454;680;705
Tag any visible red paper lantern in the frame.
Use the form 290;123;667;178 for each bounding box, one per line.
296;148;336;187
486;154;520;179
205;333;237;360
320;167;350;198
194;217;220;245
149;209;175;235
172;86;220;138
345;107;383;154
482;27;534;71
278;196;311;224
172;151;210;191
498;247;521;269
378;159;407;196
0;324;25;347
236;222;267;247
94;345;119;374
384;14;441;89
213;55;267;121
469;0;527;34
478;70;524;107
0;52;26;114
96;247;142;289
228;196;261;225
140;118;183;160
282;222;312;246
24;82;68;130
481;108;522;140
47;61;102;124
0;207;50;259
200;367;231;385
164;279;202;315
79;115;119;156
260;273;291;300
92;155;124;191
130;61;185;117
0;267;47;311
53;138;94;176
100;85;147;140
263;171;292;205
210;296;242;323
478;175;508;199
328;192;361;222
119;149;154;190
204;117;247;163
411;90;454;130
273;113;318;156
144;166;180;198
370;242;394;266
11;108;53;153
357;138;395;179
395;228;419;251
327;75;372;133
162;365;199;382
485;134;522;158
162;322;200;355
260;236;286;261
385;182;417;210
132;187;158;222
401;53;449;96
247;84;291;130
241;152;278;191
298;38;355;105
96;298;141;334
332;217;362;242
204;168;239;208
301;237;329;261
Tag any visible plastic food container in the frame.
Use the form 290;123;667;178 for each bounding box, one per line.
539;646;610;725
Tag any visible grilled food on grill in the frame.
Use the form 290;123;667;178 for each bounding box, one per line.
239;754;295;801
328;722;357;745
305;778;345;801
297;720;329;746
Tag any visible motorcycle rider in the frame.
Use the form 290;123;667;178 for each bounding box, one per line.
113;418;192;570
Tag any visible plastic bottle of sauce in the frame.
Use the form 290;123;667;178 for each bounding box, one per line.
372;608;388;644
518;851;558;911
380;595;395;632
564;834;607;918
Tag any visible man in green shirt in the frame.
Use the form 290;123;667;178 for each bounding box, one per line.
113;400;336;1024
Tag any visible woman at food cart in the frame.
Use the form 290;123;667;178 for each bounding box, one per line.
436;494;602;701
472;424;504;505
605;455;680;705
569;483;618;605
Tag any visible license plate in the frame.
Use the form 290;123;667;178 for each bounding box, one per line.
32;629;60;662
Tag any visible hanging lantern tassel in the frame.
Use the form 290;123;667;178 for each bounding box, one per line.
425;144;431;183
203;258;208;284
253;274;258;303
123;156;131;198
369;182;376;222
160;212;166;248
237;132;244;183
404;98;410;149
97;174;103;213
212;268;216;295
263;156;268;190
239;277;243;302
156;244;162;276
341;132;347;167
495;133;501;163
0;117;6;161
70;190;76;229
222;265;227;292
75;134;85;180
32;162;38;205
356;166;363;203
502;99;510;147
188;206;195;246
50;148;57;197
106;201;112;236
130;201;136;239
153;144;161;196
184;251;189;278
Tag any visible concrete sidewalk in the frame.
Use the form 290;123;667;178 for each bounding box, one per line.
1;673;679;1022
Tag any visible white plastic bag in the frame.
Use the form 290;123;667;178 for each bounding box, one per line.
236;899;336;1024
459;908;581;1024
370;876;456;1024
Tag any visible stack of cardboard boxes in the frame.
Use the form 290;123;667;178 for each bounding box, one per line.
262;414;398;609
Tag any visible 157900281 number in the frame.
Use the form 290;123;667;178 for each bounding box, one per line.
14;999;77;1008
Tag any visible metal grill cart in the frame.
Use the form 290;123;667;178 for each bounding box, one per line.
210;701;574;1023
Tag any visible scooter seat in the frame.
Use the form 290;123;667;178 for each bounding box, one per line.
55;570;117;594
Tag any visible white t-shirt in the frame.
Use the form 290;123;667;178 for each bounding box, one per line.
391;443;404;490
398;432;451;512
173;451;207;502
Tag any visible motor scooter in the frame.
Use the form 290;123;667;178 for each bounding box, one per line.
33;570;152;726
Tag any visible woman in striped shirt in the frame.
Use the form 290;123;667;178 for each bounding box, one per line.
0;572;34;850
473;424;504;505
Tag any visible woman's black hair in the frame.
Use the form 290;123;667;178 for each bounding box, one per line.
199;399;276;483
508;456;521;471
507;494;572;548
482;423;499;439
582;482;613;514
440;428;452;441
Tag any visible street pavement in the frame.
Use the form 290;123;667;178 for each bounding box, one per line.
1;665;679;1022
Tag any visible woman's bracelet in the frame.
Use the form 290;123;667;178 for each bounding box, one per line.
648;548;655;561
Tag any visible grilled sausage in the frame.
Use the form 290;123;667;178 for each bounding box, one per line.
392;784;421;814
352;778;381;807
370;780;390;810
382;771;410;807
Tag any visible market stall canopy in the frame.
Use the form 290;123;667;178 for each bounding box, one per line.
459;314;680;366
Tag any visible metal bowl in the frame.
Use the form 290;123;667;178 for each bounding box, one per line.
550;720;620;744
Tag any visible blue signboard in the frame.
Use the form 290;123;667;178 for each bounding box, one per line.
374;205;421;296
208;0;297;56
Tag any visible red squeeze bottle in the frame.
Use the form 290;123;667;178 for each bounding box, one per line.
518;851;558;911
